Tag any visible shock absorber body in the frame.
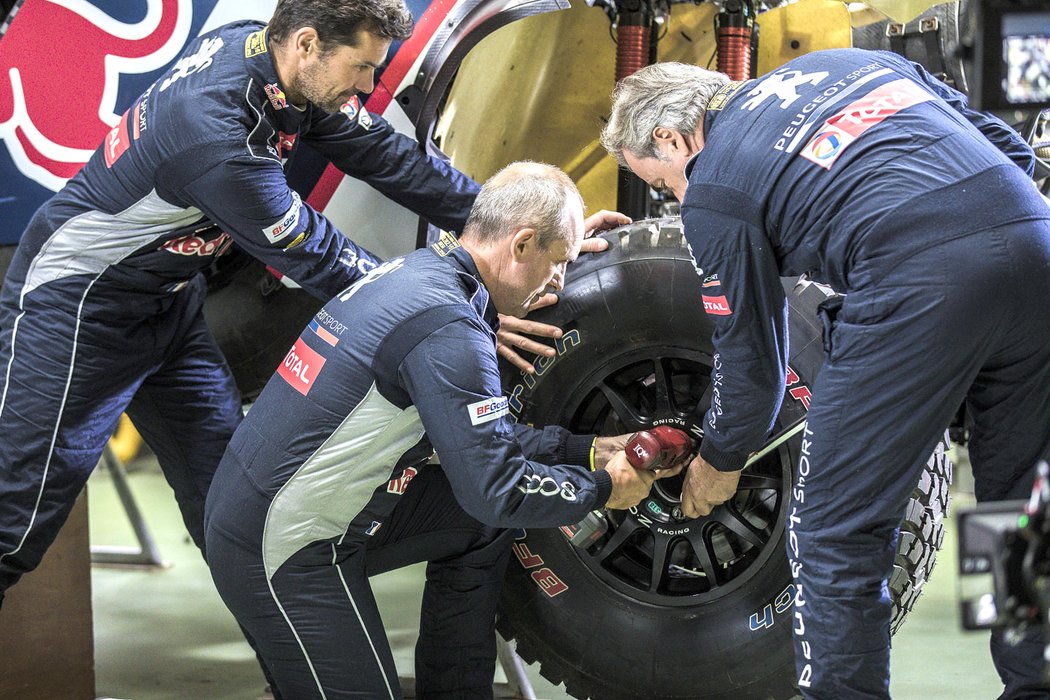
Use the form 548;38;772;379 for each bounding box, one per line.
716;0;753;81
612;0;658;220
615;23;649;82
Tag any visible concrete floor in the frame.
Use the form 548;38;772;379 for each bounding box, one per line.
88;453;1006;699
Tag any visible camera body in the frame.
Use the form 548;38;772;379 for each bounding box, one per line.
970;0;1050;112
958;461;1050;684
958;499;1045;630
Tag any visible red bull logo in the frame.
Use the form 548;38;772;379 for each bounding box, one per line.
0;0;458;245
160;230;231;256
387;466;418;495
0;0;195;190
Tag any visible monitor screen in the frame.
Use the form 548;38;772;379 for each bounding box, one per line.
1002;12;1050;105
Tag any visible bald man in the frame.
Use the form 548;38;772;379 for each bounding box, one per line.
204;162;678;699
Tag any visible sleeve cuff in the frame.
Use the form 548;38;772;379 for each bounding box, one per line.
700;440;748;472
591;468;613;508
559;433;597;468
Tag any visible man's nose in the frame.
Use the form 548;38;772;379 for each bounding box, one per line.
549;266;566;292
356;69;376;94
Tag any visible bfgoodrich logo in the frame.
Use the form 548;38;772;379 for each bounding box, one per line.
468;397;509;426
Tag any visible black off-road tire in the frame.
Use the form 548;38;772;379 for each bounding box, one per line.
891;441;952;634
496;218;950;700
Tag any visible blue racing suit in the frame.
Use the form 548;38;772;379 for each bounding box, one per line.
0;21;478;597
204;235;611;699
684;48;1050;698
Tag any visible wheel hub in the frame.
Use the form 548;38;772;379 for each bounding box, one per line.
550;347;795;606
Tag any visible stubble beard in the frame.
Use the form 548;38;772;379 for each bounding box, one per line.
296;58;347;114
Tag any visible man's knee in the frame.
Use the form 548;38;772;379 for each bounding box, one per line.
427;528;514;586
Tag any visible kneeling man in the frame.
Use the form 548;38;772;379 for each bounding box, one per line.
204;162;673;699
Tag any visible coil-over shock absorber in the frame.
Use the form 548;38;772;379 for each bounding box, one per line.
716;0;753;81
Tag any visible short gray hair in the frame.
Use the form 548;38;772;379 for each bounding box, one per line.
462;162;582;249
601;62;730;166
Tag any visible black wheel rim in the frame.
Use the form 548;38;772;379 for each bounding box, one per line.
555;346;794;607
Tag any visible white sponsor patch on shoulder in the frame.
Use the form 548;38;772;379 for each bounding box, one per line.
358;107;373;130
468;397;509;426
263;191;302;243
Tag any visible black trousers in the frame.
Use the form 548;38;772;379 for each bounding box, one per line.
0;267;241;596
788;220;1050;699
206;463;514;699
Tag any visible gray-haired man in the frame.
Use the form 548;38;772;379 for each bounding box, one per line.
603;50;1050;698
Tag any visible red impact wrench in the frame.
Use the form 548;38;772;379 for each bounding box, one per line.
624;425;696;471
562;426;696;547
562;417;808;547
628;417;808;472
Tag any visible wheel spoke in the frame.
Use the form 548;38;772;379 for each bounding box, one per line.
599;382;647;430
717;503;766;547
593;515;644;565
687;528;722;586
736;473;782;491
649;533;672;593
692;382;713;422
651;358;675;415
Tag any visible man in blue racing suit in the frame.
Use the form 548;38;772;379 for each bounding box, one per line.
602;50;1050;698
0;0;485;603
204;162;676;698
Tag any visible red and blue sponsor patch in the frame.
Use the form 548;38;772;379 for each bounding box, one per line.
801;78;934;169
701;274;733;316
308;318;339;347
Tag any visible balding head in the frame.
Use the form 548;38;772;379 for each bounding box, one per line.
459;162;585;318
461;161;584;250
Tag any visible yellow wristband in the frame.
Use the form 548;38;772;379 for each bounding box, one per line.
589;438;597;471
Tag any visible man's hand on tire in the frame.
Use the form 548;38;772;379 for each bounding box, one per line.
603;451;684;510
580;209;630;253
496;307;562;373
680;454;742;518
496;211;630;373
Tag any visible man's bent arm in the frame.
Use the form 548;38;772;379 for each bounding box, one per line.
681;185;789;471
178;152;382;300
398;317;611;528
306;110;479;233
511;423;595;469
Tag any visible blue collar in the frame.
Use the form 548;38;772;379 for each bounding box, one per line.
430;233;500;331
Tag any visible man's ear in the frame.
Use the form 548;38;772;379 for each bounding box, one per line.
510;227;538;261
293;27;320;57
653;126;679;149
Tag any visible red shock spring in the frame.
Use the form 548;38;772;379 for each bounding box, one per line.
616;24;650;82
716;24;752;81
